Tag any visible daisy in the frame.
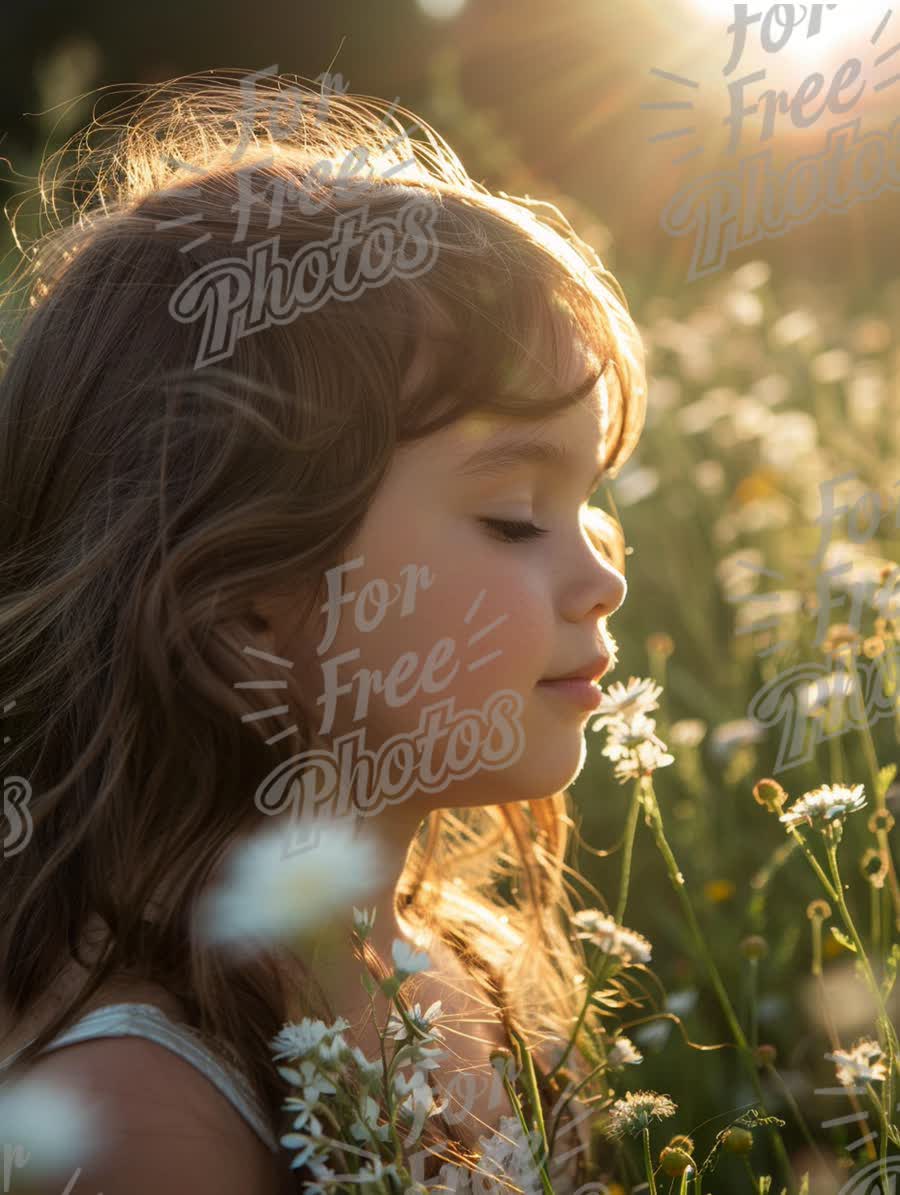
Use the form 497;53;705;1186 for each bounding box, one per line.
348;1043;384;1085
709;718;766;758
828;1038;888;1086
277;1058;338;1106
669;719;707;748
393;1069;447;1145
353;905;377;938
386;1000;446;1042
477;1116;544;1195
392;939;432;975
283;1096;325;1136
612;740;674;783
270;1016;350;1061
590;676;663;731
798;671;856;718
779;783;867;832
349;1093;393;1144
606;1035;644;1068
601;712;669;762
604;1090;678;1141
571;909;653;965
196;819;383;953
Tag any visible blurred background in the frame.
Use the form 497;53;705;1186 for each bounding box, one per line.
2;2;899;1191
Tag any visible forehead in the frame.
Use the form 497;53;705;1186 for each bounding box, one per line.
454;378;609;451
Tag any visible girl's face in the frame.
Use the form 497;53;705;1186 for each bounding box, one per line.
272;370;627;819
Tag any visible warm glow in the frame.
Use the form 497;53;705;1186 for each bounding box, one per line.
684;1;889;70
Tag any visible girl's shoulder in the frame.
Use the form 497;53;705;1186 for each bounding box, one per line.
1;982;291;1195
17;1029;290;1195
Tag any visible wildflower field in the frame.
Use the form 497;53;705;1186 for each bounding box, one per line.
562;261;900;1193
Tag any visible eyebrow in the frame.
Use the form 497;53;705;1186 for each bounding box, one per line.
457;437;608;496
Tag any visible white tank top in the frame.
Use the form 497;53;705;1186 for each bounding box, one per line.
0;1002;278;1152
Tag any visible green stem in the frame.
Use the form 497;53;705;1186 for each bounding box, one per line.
501;1066;555;1195
787;826;839;902
825;841;900;1085
870;880;882;960
508;1027;549;1154
546;953;612;1083
642;1126;658;1195
865;1080;891;1190
742;1155;760;1192
640;778;796;1194
616;780;642;923
748;958;759;1053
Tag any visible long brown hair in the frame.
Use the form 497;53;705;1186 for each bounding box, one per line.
0;70;647;1184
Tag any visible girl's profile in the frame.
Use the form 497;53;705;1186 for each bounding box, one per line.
0;69;646;1193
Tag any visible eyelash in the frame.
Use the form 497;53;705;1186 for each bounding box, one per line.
480;517;550;543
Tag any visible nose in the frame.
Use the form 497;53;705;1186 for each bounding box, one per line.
561;523;627;624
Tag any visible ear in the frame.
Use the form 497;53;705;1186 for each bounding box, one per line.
245;585;322;659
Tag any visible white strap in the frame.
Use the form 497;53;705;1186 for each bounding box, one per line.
0;1002;278;1152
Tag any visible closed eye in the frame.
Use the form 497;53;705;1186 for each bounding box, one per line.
479;518;550;543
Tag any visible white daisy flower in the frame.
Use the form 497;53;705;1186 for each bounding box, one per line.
0;1077;104;1177
392;939;432;975
571;910;653;965
779;783;867;832
277;1058;337;1105
280;1130;321;1171
399;1042;447;1072
669;718;707;748
709;718;766;758
829;1038;888;1086
601;712;668;761
392;1069;447;1145
353;905;377;938
283;1096;324;1136
798;671;856;717
590;676;663;731
349;1093;393;1144
196;820;383;953
604;1090;678;1141
477;1115;544;1195
606;1035;644;1068
386;1000;446;1042
270;1016;350;1060
348;1044;384;1084
610;736;675;783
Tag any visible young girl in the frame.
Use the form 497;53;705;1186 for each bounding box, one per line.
0;70;647;1193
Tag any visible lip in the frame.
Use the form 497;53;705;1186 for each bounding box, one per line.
541;655;611;685
537;677;606;711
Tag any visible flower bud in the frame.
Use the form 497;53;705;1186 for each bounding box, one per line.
753;778;788;813
860;849;888;888
647;632;674;659
868;809;895;835
740;935;768;961
722;1126;754;1155
753;1044;777;1068
659;1146;694;1177
806;899;831;921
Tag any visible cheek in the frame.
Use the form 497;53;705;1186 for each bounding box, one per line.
393;556;552;707
309;519;553;736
